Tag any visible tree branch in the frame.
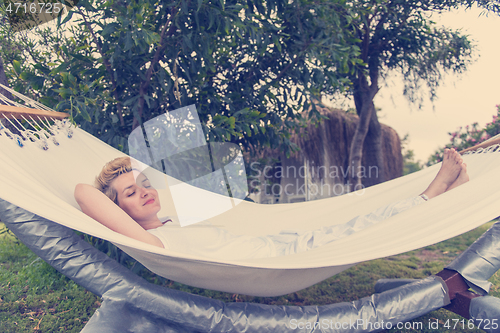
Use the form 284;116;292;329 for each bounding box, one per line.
265;38;313;92
77;8;125;126
134;6;178;129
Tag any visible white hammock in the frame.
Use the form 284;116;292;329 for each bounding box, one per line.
1;92;500;296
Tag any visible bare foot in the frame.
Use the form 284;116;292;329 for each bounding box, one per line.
421;148;463;199
446;163;469;192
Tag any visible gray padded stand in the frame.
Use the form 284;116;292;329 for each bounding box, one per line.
3;198;493;333
375;220;500;333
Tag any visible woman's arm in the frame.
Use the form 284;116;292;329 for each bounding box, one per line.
74;183;164;248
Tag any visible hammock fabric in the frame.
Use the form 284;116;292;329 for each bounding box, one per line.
0;200;458;332
1;95;500;297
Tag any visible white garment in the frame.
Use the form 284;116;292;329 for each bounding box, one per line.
147;196;426;260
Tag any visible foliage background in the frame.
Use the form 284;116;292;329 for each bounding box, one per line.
427;104;500;165
1;0;362;156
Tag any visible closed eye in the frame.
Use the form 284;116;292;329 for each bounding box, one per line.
127;192;135;197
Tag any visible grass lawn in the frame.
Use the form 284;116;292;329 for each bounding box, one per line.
0;225;100;332
1;221;499;332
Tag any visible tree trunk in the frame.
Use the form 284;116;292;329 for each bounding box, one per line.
363;103;385;187
349;97;384;189
347;66;381;191
348;93;373;191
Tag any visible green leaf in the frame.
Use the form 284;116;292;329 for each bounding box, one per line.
12;60;21;75
124;31;134;51
77;102;92;122
70;53;90;62
60;11;74;26
250;110;260;117
32;76;45;90
54;88;73;99
124;96;139;106
19;72;30;80
101;23;119;36
143;30;160;45
79;84;90;93
51;62;69;75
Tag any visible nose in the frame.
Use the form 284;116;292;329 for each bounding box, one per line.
139;187;150;197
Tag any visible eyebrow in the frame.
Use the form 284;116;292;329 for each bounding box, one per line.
121;177;149;194
122;184;135;194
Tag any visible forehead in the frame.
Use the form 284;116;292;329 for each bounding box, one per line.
112;171;148;191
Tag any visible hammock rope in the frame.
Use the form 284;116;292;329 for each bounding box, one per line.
0;85;72;149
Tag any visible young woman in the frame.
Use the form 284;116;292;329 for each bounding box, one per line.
74;149;469;259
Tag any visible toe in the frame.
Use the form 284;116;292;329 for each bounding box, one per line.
444;148;450;160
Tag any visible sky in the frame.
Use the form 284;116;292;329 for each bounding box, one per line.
328;6;500;163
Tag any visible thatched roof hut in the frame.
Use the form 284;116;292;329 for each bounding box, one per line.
247;106;403;204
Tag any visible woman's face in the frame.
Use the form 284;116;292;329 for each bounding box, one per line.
111;171;162;223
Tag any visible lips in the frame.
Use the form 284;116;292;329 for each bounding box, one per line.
144;198;155;205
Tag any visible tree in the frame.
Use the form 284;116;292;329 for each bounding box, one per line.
0;12;13;100
0;9;17;138
0;57;12;99
401;134;423;175
1;0;360;155
0;3;64;99
335;0;499;190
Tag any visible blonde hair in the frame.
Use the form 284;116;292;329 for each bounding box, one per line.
95;157;132;204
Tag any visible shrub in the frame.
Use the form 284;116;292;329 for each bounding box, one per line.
427;104;500;165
